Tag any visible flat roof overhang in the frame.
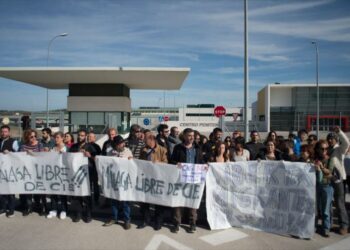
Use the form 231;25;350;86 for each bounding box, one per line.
0;67;190;90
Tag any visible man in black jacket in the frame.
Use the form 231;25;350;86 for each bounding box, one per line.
70;129;97;223
101;128;117;156
170;128;204;234
0;125;19;217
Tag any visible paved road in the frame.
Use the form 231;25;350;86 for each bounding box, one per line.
0;211;349;250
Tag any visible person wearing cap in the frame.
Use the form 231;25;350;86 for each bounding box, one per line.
327;126;350;235
103;135;133;230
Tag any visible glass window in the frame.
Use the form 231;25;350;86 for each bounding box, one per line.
88;112;104;125
71;112;87;125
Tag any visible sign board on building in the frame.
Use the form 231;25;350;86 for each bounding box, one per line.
143;118;150;126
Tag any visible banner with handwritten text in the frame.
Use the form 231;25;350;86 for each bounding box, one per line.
96;156;206;209
206;161;316;238
0;152;90;196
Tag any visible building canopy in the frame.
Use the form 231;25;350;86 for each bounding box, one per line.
0;67;190;90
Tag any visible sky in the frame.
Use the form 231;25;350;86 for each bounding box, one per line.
0;0;350;111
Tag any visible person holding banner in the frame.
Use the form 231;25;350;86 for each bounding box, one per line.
47;132;68;220
103;135;133;230
170;128;204;234
69;129;97;223
19;129;45;216
314;140;334;237
41;128;55;151
326;127;349;235
138;134;168;230
0;125;19;218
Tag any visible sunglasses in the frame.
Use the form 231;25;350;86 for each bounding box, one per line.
30;135;36;139
321;147;328;151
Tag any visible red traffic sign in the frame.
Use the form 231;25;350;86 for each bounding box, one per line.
164;115;169;122
214;106;226;117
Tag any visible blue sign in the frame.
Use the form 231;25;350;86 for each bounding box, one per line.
143;118;150;126
158;116;164;122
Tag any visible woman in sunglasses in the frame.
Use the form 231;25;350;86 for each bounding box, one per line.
19;129;45;216
314;140;333;237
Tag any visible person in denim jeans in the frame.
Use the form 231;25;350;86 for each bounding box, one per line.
314;140;334;237
102;135;133;230
327;127;350;235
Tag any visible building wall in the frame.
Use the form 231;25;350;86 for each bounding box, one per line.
257;88;265;116
267;85;350;132
270;86;292;107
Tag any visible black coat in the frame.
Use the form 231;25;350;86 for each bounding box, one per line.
170;143;204;164
256;148;283;161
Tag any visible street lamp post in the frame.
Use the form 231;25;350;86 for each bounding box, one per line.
46;33;68;127
311;41;319;138
244;0;249;142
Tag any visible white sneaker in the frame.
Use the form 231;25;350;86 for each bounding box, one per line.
46;210;57;219
59;211;66;220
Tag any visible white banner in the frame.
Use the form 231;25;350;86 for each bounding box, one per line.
0;152;90;196
96;156;205;209
206;161;316;238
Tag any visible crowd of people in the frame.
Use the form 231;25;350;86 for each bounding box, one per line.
0;123;350;237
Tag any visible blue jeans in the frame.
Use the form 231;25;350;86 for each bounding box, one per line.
111;200;130;222
317;184;334;231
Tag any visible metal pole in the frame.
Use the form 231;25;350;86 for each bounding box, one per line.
244;0;249;141
312;41;319;138
163;91;166;117
46;33;68;128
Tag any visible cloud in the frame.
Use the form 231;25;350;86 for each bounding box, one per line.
249;0;334;16
250;17;350;42
0;0;349;111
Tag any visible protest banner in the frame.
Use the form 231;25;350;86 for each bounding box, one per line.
180;163;207;184
0;152;90;196
206;161;316;238
96;156;206;209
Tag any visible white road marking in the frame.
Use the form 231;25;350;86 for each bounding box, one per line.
144;234;193;250
199;228;249;246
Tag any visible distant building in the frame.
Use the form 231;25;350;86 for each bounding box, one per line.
253;83;350;132
131;104;252;133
